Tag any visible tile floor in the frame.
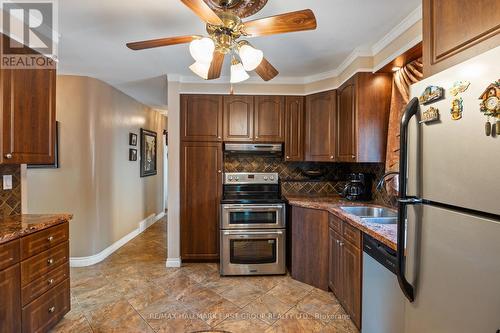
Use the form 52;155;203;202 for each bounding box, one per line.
52;218;358;333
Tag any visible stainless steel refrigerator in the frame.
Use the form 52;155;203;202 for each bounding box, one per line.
397;46;500;333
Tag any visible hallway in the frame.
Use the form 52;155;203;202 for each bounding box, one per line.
53;218;357;332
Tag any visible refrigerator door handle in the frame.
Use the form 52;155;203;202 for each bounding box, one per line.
397;97;420;302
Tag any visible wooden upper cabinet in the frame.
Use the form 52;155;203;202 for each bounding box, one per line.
181;95;222;142
336;79;356;162
336;73;392;163
305;90;336;162
284;96;304;161
223;95;254;142
1;67;56;165
180;142;222;261
254;96;285;142
423;0;500;77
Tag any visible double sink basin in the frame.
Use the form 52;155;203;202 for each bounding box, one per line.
340;206;397;225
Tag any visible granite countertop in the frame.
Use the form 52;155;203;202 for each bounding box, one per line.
285;195;397;250
0;214;73;245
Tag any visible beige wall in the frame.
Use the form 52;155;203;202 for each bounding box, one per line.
26;75;167;258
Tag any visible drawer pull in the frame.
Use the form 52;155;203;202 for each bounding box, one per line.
47;258;54;265
48;306;56;313
48;278;54;285
9;257;14;261
48;236;54;242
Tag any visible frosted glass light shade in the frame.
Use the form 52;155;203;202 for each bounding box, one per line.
239;44;263;71
189;61;210;79
230;62;249;83
189;38;215;64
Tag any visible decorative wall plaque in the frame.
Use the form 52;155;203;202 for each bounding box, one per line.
420;107;440;124
419;86;445;105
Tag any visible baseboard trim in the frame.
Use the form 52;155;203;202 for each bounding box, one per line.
70;211;166;267
166;258;182;268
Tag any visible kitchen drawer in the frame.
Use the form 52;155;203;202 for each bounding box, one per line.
22;279;70;333
21;242;69;286
21;223;68;260
0;239;20;270
22;262;69;306
328;214;342;234
342;222;361;249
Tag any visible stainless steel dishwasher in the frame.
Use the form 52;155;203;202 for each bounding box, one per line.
362;234;405;333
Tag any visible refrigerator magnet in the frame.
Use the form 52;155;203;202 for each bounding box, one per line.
449;81;471;96
419;86;445;105
450;97;464;120
420;107;440;124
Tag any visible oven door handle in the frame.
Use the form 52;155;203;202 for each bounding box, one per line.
223;230;284;236
222;205;284;210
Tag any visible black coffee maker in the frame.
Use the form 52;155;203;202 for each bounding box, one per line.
342;173;372;201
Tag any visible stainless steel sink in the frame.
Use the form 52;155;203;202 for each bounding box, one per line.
361;217;397;225
340;206;397;218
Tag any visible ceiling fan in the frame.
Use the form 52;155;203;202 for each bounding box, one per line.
126;0;317;83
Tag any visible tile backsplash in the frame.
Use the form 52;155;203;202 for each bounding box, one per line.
0;165;22;217
224;155;397;207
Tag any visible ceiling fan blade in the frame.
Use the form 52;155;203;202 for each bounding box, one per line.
207;51;225;80
127;35;201;50
180;0;223;25
255;58;279;81
243;9;317;37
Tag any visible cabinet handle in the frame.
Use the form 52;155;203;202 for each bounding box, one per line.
352;155;356;160
336;240;339;244
218;170;222;174
48;306;56;313
340;242;344;247
47;258;54;265
286;156;290;159
218;136;221;139
330;156;334;159
48;278;54;285
4;153;12;159
47;236;54;242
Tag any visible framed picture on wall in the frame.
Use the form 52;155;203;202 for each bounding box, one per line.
129;133;138;146
140;128;157;177
129;149;137;161
28;121;60;169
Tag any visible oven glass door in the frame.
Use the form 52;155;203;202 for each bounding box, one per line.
221;204;285;229
221;230;286;275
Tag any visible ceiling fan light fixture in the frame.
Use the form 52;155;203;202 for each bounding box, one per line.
238;43;263;71
189;37;215;63
230;59;249;83
189;61;211;79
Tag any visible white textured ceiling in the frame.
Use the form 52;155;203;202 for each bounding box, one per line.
58;0;421;108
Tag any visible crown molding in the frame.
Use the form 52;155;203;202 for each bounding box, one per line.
168;5;422;86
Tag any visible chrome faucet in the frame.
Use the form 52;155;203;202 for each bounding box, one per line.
376;171;400;192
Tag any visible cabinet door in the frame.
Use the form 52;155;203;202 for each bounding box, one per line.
0;264;21;333
328;228;343;299
291;207;329;290
423;0;500;77
223;96;254;142
181;95;223;142
180;142;222;260
284;96;304;161
342;240;362;329
1;68;56;165
336;80;357;162
305;90;336;162
254;96;285;142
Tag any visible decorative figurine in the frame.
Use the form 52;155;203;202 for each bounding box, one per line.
419;86;445;105
479;80;500;136
449;81;471;96
420;107;440;124
450;97;464;120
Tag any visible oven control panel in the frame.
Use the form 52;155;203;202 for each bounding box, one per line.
224;172;279;184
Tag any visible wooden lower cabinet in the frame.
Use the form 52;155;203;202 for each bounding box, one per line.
291;207;329;290
328;214;362;330
0;264;21;333
0;222;70;333
180;142;222;261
